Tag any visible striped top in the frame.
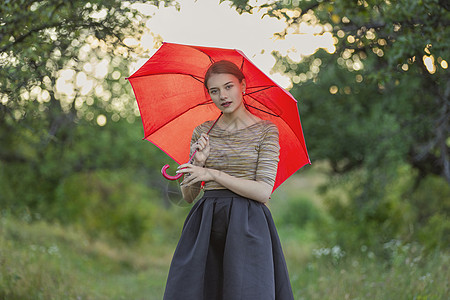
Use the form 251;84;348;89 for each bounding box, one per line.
190;119;280;190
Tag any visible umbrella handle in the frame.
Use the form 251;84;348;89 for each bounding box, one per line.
161;164;183;180
161;150;196;181
161;113;222;181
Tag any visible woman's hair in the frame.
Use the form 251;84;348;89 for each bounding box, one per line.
204;60;245;89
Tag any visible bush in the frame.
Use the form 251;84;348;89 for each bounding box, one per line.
411;175;450;253
318;166;450;256
53;170;163;243
278;196;325;228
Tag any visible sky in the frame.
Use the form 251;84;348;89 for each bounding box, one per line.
129;0;335;89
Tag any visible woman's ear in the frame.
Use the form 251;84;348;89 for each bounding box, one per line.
241;79;247;94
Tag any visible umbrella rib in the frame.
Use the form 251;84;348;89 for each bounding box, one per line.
189;46;215;64
190;75;204;84
246;88;309;163
244;103;280;117
244;85;281;116
244;93;280;117
245;85;277;95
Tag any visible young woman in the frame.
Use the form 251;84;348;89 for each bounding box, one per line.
163;60;294;300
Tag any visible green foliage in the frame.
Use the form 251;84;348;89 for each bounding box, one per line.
0;0;176;218
228;0;450;256
0;115;168;217
1;0;141;121
277;196;325;228
51;167;190;243
54;170;157;242
316;166;449;256
412;175;450;252
0;113;184;243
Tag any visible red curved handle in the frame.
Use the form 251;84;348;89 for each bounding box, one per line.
161;164;183;180
161;113;222;181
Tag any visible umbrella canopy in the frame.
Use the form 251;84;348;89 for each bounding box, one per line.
128;42;310;191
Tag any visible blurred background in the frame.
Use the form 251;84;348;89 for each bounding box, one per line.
1;0;449;299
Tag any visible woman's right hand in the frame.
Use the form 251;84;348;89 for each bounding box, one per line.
190;133;210;166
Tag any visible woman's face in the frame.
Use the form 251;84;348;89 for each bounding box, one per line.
206;73;246;114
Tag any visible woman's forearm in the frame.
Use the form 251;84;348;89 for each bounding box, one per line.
180;159;205;203
181;181;202;203
177;163;273;204
208;169;272;204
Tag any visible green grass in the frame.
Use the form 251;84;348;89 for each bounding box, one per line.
1;214;448;299
1;168;448;299
290;247;449;299
0;215;175;300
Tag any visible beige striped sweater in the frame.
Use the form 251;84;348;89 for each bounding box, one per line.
190;119;280;190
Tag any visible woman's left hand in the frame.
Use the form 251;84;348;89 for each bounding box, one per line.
176;163;214;186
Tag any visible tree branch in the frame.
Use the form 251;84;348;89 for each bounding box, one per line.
1;22;64;53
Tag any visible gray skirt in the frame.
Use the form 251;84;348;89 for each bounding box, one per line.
163;189;294;300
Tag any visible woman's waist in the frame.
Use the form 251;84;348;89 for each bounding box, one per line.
203;188;243;198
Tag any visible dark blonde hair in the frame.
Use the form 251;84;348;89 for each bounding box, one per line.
204;60;245;89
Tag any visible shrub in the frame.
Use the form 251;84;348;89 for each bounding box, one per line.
53;170;161;243
318;167;450;256
278;196;325;228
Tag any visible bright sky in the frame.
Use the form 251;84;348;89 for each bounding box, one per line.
130;0;335;88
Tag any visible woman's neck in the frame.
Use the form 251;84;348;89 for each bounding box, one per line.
219;105;260;131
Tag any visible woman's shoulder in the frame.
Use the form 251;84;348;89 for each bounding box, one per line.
196;120;215;132
193;120;213;130
190;121;208;139
257;119;279;134
195;119;277;136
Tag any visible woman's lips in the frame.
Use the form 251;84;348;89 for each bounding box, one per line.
221;101;232;107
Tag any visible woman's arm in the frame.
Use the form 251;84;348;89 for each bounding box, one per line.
208;169;273;203
180;161;203;204
177;165;273;204
180;182;202;204
180;132;210;203
179;122;279;204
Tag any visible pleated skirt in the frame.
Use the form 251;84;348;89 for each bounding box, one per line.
163;189;294;300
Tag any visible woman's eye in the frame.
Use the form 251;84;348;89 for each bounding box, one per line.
225;85;233;89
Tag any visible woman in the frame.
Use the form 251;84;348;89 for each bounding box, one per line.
163;60;294;300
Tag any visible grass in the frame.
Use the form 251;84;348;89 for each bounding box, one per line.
1;168;448;299
0;215;175;300
1;213;448;299
290;247;449;299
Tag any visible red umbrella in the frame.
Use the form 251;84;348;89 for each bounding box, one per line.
127;42;310;191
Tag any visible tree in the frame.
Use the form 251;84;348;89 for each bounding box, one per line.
232;0;449;182
229;0;450;250
0;0;176;213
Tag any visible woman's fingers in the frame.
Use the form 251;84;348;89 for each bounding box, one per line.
200;133;209;142
198;134;209;149
177;164;197;186
193;134;209;151
190;134;210;168
196;140;205;150
177;163;210;186
177;163;191;171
